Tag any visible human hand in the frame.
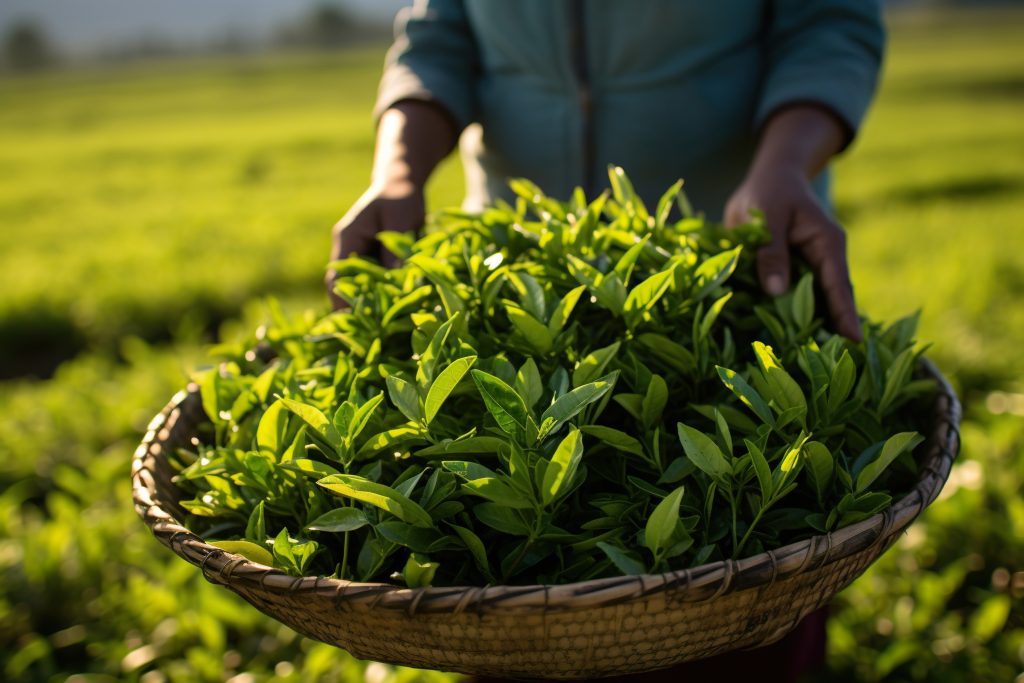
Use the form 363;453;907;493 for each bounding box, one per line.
325;180;424;310
724;164;862;341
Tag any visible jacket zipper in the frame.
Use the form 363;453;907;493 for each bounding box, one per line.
569;0;594;196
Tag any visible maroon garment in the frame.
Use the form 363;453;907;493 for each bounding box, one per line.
465;607;828;683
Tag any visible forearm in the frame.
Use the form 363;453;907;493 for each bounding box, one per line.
371;100;459;193
749;105;847;181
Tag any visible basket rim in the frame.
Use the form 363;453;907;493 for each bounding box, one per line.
132;357;961;615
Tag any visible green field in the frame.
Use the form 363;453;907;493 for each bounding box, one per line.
1;7;1022;682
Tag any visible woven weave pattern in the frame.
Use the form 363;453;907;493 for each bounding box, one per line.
132;360;960;679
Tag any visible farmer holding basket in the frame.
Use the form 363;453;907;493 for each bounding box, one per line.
326;1;885;680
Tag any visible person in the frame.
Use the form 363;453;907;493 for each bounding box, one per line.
326;2;884;680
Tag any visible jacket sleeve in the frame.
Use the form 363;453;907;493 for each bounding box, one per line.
374;0;479;131
756;0;885;145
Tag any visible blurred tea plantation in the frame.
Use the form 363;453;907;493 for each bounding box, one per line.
1;7;1022;682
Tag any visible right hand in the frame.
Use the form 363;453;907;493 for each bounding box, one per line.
325;180;424;310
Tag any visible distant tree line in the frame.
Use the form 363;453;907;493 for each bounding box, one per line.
2;21;56;71
0;3;392;71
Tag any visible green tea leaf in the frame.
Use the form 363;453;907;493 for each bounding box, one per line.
791;272;815;330
305;507;368;533
613;393;644;422
879;347;916;415
613;235;650;282
699;292;733;341
256;399;288;459
658;457;696;484
836;491;892;526
572;342;620;388
515;358;544;409
654;179;683;228
644;485;685;556
245;501;266;542
450;524;493;580
415;436;507;457
284;457;341;479
609;164;649;221
827;349;857;416
332;401;356;438
377;230;416;261
209;539;274;566
693;246;741;299
506;302;553;354
401;553;440;588
776;435;810;489
636;333;696;375
355;424;428;459
252;363;278;404
437;282;467;324
442;461;532;509
855;432;925;492
278;398;341;456
596;272;628;314
597;542;647;576
746;439;773;504
382;285;434;326
641;375;668;430
580;425;644;457
547;285;586;336
417;313;458;385
541;428;584;505
677;424;731;482
424;356;476;425
567;255;625;314
510;272;547;320
471;370;529;438
474;503;531;536
624;262;678;327
348;393;385;442
318;474;434;527
540;380;613;438
386;375;423;423
198;369;222;424
271;528;318;575
803;441;834;502
752;342;806;426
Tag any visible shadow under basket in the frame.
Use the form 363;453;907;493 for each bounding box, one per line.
132;359;961;680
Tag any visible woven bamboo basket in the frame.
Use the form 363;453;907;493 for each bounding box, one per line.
132;359;960;680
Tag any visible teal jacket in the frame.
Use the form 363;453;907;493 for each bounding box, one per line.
375;0;884;217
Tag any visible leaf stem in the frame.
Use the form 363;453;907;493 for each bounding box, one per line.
504;514;542;580
340;530;350;580
729;493;738;553
734;507;765;559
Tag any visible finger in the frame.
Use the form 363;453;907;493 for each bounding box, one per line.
377;199;425;269
789;212;862;341
326;205;380;310
336;208;380;261
723;197;748;229
756;206;792;296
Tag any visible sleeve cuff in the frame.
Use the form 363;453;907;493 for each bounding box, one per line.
755;68;877;149
374;65;476;132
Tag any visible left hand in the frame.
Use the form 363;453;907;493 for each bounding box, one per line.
724;164;862;341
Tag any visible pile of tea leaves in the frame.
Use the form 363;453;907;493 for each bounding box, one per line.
173;168;933;587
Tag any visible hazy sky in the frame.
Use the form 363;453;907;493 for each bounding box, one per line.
0;0;411;55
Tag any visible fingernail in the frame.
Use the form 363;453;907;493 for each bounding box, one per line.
765;274;786;296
